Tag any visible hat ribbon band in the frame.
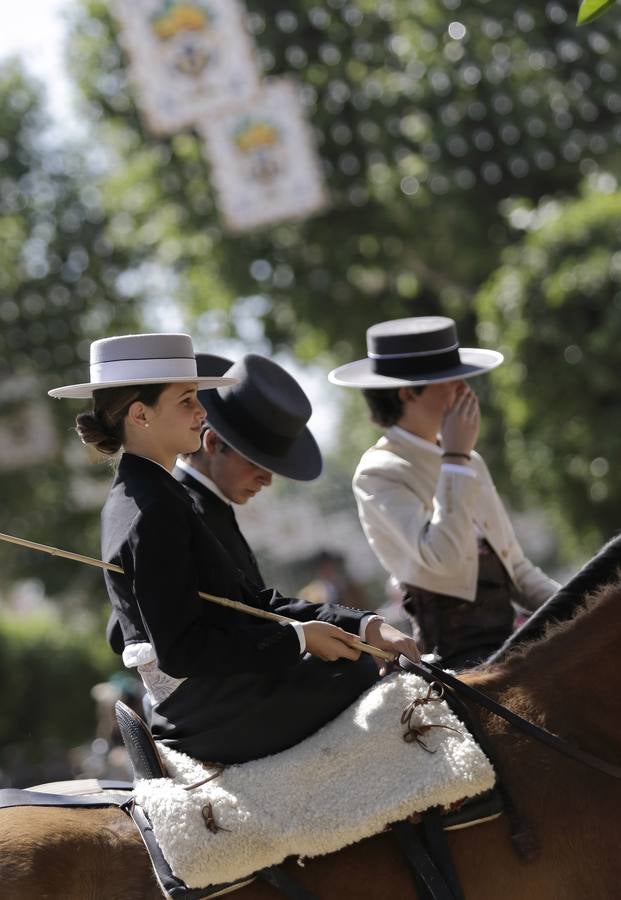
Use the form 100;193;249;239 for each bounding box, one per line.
371;346;461;377
368;342;459;359
90;357;198;384
214;392;304;458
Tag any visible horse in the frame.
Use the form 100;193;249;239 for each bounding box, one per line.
2;577;621;900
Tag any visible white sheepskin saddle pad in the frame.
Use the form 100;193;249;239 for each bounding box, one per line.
134;672;495;889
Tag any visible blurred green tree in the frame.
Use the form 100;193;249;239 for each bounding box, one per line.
0;609;122;782
476;182;621;556
67;0;621;368
0;62;141;598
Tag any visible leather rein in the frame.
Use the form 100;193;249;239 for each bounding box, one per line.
408;659;621;780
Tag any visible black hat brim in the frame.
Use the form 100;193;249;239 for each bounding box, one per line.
196;354;234;407
202;391;323;482
328;348;503;388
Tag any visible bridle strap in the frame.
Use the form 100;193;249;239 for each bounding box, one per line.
408;660;621;780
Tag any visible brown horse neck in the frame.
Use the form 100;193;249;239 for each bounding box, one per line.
464;579;621;753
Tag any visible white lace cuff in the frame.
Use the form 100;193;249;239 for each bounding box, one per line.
122;641;156;668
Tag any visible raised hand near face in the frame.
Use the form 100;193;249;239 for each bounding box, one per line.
441;384;480;459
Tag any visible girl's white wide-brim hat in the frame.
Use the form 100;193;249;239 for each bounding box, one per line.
48;333;238;399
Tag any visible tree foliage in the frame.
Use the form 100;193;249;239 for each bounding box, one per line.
0;610;119;779
68;0;621;365
0;62;141;595
578;0;617;27
476;182;621;555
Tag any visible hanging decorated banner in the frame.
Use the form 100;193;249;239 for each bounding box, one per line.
111;0;262;134
197;79;328;233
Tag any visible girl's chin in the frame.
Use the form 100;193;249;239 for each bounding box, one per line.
183;435;202;454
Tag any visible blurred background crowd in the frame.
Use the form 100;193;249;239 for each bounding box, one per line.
0;0;620;786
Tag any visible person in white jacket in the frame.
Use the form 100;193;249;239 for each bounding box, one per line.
330;316;560;670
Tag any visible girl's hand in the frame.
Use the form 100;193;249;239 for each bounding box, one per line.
302;621;362;662
364;620;421;676
441;386;480;458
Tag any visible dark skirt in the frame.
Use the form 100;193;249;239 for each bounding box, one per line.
403;541;517;664
150;654;379;764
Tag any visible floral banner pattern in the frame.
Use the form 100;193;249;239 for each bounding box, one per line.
112;0;327;230
111;0;261;134
197;79;328;233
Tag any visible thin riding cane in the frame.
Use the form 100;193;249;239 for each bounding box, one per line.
0;531;394;663
5;529;621;780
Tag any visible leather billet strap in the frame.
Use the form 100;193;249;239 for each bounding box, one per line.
391;819;461;900
0;787;132;810
258;867;319;899
419;809;464;900
406;660;621;780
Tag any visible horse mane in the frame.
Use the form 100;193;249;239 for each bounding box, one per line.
489;536;621;661
482;575;621;679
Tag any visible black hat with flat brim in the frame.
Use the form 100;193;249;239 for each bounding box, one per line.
200;354;322;482
328;316;503;388
196;353;235;408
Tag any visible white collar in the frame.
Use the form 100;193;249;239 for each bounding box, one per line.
387;425;443;456
175;457;231;505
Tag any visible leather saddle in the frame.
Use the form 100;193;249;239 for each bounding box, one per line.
111;700;502;900
113;700;502;829
113;701;318;899
0;700;503;900
114;700;167;780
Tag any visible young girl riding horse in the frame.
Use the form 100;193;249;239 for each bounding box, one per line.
49;333;420;764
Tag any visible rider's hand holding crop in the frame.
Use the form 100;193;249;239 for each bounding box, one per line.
301;621;362;662
363;619;421;676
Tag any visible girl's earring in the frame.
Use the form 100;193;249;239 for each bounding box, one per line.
144;423;150;429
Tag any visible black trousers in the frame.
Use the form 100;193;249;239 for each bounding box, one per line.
150;654;379;764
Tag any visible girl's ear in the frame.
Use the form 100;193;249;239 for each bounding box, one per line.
127;400;149;429
398;386;415;405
